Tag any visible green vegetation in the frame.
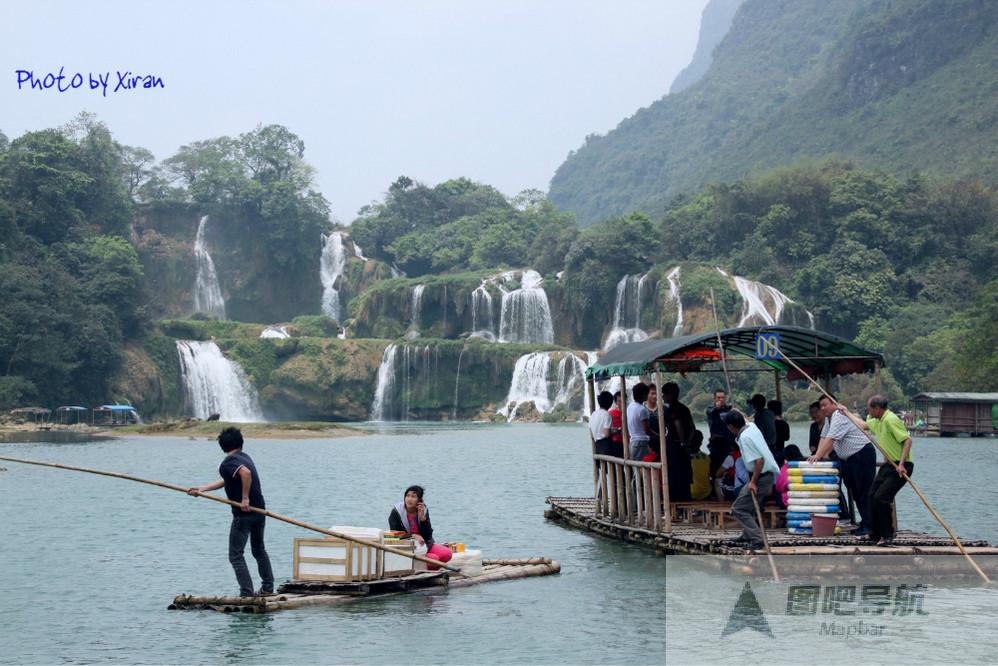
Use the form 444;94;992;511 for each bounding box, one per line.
349;178;575;276
549;0;998;227
0;115;144;408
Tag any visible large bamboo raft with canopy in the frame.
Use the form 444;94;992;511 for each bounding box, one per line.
547;325;998;580
169;558;560;613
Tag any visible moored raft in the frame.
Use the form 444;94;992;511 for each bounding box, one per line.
169;557;560;613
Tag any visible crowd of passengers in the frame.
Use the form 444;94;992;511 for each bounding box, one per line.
588;384;913;550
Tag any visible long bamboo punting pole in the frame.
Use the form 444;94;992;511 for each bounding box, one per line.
709;288;733;399
654;366;671;532
0;455;462;573
750;489;780;582
775;352;992;584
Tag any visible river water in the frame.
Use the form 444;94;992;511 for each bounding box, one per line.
0;423;995;664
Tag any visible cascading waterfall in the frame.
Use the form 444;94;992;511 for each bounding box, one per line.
409;284;425;335
370;344;435;421
370;344;398;421
666;266;684;337
176;341;263;422
452;345;467;420
498;352;552;421
498;270;554;344
498;351;589;422
470;280;497;341
193;215;226;319
320;232;347;322
260;326;289;339
604;273;649;350
352;239;368;261
717;267;814;328
582;351;599;417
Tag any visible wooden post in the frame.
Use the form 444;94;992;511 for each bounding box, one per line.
619;376;630;460
655;366;671;532
774;368;782;402
618;375;634;525
588;376;599;513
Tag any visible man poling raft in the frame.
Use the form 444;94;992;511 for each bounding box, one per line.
0;433;463;586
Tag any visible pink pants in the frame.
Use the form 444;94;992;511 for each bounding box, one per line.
424;543;453;570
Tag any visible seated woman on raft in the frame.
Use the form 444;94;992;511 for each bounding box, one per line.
388;485;453;569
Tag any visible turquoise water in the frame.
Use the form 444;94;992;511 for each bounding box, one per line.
0;423;665;664
1;422;994;664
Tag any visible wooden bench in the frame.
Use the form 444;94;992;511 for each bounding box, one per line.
704;505;786;530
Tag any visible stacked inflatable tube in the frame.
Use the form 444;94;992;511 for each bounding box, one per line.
786;461;840;535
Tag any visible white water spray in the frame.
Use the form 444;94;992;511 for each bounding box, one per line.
320;232;347;322
193;216;226;319
498;270;554;344
176;341;263;422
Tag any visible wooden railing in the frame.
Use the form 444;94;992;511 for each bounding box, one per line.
593;454;664;532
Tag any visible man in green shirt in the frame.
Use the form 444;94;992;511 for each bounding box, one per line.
840;395;913;546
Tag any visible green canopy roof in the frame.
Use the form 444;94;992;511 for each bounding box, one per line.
586;325;883;380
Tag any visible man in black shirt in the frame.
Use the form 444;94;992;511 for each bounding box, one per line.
188;427;274;597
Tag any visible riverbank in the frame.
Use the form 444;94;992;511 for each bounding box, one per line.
116;419;365;439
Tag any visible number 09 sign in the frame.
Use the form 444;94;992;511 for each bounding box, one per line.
756;333;782;360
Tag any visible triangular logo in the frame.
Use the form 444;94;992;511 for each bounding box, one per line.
721;582;773;638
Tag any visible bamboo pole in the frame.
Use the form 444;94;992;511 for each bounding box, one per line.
618;374;634;526
773;369;782;402
775;353;992;584
750;488;780;582
0;455;462;573
654;366;672;532
588;375;600;510
709;288;733;399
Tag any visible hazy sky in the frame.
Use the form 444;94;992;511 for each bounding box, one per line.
2;1;708;222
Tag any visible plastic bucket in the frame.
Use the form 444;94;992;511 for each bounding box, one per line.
811;514;837;537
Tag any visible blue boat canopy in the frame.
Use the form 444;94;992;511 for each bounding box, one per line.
585;325;883;381
97;405;138;411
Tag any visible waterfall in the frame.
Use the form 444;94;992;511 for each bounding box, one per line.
193;216;226;319
409;284;425;335
604;273;649;350
498;270;555;344
666;266;684;337
470;280;496;340
452;345;467;420
553;354;588;416
320;232;347;322
370;344;434;421
351;239;368;261
716;267;815;328
370;344;398;421
582;351;599;417
260;326;289;339
391;263;406;278
498;351;589;422
176;341;263;422
498;352;552;420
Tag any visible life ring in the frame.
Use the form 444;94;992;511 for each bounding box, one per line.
789;461;838;468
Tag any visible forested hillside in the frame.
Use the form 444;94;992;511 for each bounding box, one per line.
549;0;998;227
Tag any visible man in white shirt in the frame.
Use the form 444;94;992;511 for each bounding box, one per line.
724;410;779;550
589;391;617;456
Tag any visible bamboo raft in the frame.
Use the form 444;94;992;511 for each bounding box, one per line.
169;558;560;613
546;496;998;572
